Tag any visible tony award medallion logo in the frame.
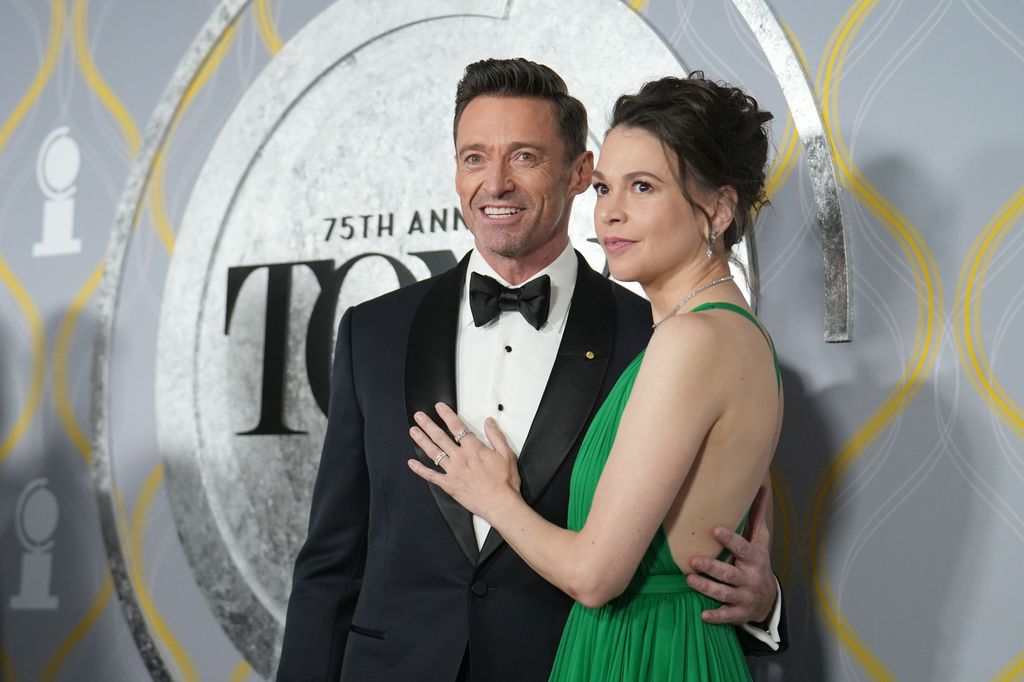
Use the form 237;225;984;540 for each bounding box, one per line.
10;478;60;610
33;127;82;258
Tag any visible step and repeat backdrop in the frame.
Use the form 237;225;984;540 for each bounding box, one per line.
1;0;1022;680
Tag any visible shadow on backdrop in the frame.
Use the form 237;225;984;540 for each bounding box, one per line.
750;365;829;682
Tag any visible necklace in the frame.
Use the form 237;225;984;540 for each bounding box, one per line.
651;274;735;329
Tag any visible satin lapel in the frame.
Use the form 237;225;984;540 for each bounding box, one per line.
405;253;479;565
479;252;616;564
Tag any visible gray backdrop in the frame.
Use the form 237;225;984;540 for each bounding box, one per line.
1;0;1022;680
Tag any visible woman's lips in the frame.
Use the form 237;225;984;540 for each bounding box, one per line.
602;237;636;254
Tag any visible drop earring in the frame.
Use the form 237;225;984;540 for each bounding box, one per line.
706;229;718;258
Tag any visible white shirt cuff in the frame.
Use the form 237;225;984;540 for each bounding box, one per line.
739;576;782;651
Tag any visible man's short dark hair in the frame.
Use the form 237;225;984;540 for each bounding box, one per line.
453;58;588;162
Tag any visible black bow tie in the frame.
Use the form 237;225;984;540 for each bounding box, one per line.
469;272;551;330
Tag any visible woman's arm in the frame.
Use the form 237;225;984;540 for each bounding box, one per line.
409;314;729;608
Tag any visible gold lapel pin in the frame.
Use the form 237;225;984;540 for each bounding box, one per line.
584;351;595;360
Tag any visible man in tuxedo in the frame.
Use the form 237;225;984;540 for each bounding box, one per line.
277;58;784;682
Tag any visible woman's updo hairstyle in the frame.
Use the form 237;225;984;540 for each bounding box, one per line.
610;72;773;251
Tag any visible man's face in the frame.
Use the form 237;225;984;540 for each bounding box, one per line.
454;96;591;270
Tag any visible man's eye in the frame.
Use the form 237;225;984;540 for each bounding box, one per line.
464;154;482;165
515;151;536;162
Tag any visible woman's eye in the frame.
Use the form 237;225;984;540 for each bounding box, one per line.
634;181;653;192
592;183;608;195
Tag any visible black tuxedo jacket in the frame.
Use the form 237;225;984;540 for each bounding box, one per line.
277;252;783;682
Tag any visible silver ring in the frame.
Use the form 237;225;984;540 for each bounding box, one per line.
433;451;448;467
453;429;471;445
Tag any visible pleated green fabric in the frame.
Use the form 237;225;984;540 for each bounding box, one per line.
548;349;753;682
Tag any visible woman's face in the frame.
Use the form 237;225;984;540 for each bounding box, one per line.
592;126;709;287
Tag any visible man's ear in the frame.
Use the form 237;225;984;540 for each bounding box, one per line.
568;150;595;197
712;185;739;233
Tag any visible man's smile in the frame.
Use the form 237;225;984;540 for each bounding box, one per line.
483;206;522;216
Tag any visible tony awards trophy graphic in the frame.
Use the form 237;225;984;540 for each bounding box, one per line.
10;478;60;611
33;126;82;258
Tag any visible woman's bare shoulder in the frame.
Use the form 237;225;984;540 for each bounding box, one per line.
644;309;731;368
635;313;726;401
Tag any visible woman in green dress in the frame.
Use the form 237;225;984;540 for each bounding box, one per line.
409;73;780;681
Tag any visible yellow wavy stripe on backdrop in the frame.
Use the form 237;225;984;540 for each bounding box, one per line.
52;262;102;461
228;659;254;682
0;0;64;153
957;186;1024;437
0;261;46;466
0;4;118;679
44;2;195;680
39;485;136;678
128;463;200;681
138;17;243;676
994;650;1024;682
0;644;17;682
71;0;140;153
963;191;1024;682
0;0;64;466
806;1;945;680
966;182;1024;682
762;20;809;205
38;575;114;682
142;13;244;678
52;0;144;463
809;3;904;679
256;0;284;55
149;15;239;253
42;465;199;679
759;19;813;592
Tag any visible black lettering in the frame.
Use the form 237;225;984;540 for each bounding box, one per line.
453;208;466;231
378;213;394;236
305;254;418;414
430;208;448;232
323;218;337;241
227;252;459;429
408;211;424;234
340;216;354;240
225;260;336;435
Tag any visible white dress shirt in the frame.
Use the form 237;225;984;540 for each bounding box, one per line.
453;243;782;649
456;243;578;549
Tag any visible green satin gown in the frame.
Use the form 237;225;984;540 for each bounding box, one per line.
549;302;780;681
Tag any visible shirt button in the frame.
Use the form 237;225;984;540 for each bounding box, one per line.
497;404;504;411
471;581;487;597
505;345;512;353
